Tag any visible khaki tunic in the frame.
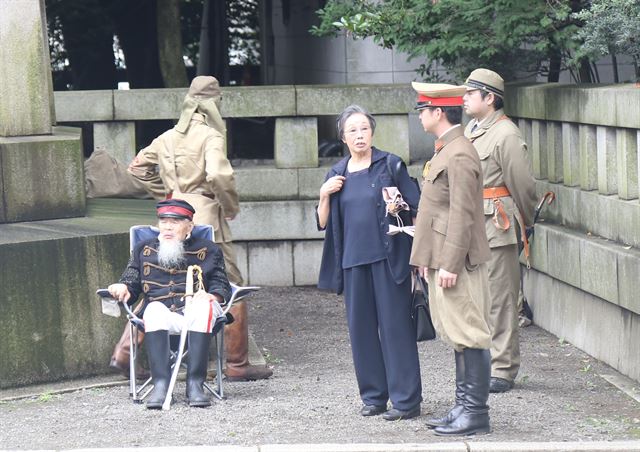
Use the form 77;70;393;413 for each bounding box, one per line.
128;113;240;244
128;113;243;285
410;126;491;350
465;109;537;381
465;109;537;246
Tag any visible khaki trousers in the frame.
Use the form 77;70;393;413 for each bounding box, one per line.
427;263;491;352
487;244;521;381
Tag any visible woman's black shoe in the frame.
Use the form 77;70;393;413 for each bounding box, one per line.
382;405;420;421
360;404;387;416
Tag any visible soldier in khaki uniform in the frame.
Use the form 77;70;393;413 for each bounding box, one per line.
409;82;492;436
462;69;537;393
126;76;272;382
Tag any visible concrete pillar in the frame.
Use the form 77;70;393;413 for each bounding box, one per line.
616;128;638;200
0;0;84;223
0;0;54;136
372;114;410;163
562;123;580;187
274;117;318;168
546;122;563;183
579;124;597;191
596;126;618;195
93;122;137;164
0;128;85;222
531;120;547;180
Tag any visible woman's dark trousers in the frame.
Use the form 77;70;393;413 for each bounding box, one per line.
343;260;422;411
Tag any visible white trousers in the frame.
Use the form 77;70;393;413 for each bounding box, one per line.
143;298;223;334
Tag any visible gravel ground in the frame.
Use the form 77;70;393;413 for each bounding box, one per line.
1;286;639;449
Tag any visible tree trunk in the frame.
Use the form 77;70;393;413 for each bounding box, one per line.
156;0;188;87
53;0;117;89
577;58;594;83
547;46;561;83
197;0;211;75
197;0;229;83
112;0;164;89
611;52;619;83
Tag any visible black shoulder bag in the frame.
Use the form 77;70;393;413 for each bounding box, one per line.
412;270;436;342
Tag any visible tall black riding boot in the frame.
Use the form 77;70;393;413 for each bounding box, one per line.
434;348;491;436
186;331;212;407
145;330;171;410
426;350;465;428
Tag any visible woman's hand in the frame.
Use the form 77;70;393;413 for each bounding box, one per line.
319;175;345;199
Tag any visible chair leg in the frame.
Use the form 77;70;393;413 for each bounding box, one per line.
145;330;171;410
186;331;212;407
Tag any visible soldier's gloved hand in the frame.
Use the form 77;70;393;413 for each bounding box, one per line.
107;283;131;303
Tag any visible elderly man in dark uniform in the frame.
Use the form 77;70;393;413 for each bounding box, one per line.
409;82;492;436
107;199;231;409
123;75;272;382
462;69;537;393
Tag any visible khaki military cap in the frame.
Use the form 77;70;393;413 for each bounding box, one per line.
188;76;221;99
411;82;466;109
464;68;504;98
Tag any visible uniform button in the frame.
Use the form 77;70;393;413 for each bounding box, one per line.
380;221;384;226
371;183;375;188
377;202;381;207
384;241;389;246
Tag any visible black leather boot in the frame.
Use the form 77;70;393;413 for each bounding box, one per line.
426;350;465;428
186;331;212;407
434;348;491;436
145;330;171;410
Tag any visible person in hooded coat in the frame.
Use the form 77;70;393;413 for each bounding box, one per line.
118;75;272;382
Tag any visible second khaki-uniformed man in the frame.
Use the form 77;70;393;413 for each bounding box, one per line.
127;76;272;382
410;82;492;436
462;69;537;393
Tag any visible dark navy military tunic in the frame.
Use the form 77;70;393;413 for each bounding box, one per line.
118;236;231;314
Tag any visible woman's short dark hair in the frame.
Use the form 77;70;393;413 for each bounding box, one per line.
480;90;504;110
336;105;376;139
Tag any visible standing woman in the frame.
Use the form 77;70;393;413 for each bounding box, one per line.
316;105;422;420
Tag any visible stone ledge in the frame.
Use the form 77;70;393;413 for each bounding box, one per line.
535;180;639;248
296;84;414;116
505;83;640;129
235;163;424;201
54;90;114;122
531;224;640;316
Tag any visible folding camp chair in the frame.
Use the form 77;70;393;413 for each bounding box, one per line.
98;224;258;406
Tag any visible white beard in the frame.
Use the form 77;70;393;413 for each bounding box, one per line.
157;239;186;268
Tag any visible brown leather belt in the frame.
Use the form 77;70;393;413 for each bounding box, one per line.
483;186;510;199
483;185;531;267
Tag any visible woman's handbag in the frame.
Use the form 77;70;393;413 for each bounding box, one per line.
411;270;436;341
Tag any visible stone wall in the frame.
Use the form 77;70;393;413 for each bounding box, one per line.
506;83;640;382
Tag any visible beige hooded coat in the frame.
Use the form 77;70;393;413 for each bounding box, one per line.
128;77;239;245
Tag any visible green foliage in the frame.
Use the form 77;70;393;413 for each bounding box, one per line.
311;0;583;81
573;0;640;78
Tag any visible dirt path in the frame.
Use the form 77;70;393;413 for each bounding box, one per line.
1;287;638;449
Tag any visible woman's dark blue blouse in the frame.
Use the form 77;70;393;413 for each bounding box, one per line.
340;167;387;268
316;147;421;295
